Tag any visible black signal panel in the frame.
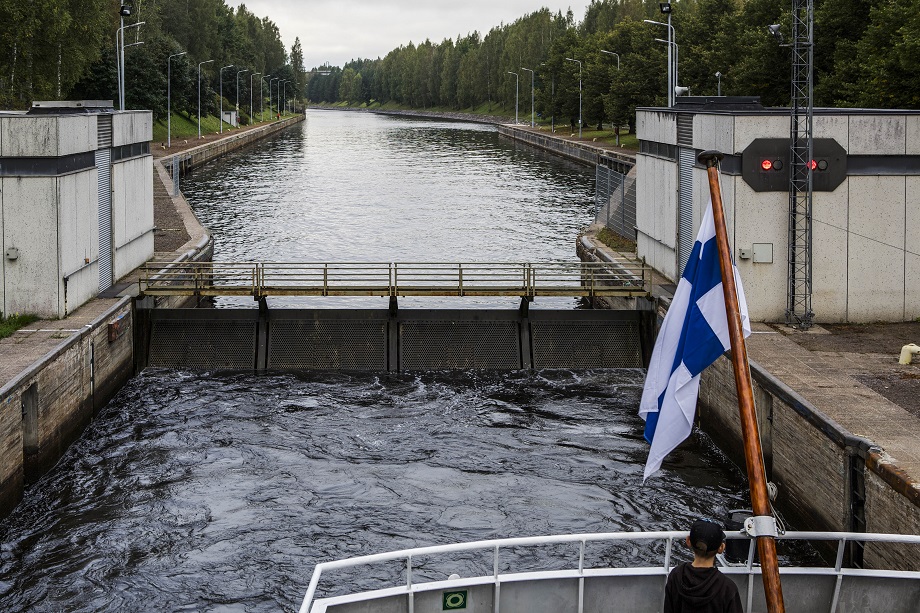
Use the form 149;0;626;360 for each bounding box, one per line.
741;138;847;192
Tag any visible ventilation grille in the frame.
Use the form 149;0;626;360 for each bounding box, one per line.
400;320;520;369
531;321;642;368
678;147;696;277
97;114;113;148
148;319;256;369
268;319;387;370
676;114;693;147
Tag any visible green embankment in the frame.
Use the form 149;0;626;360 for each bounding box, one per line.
152;111;296;144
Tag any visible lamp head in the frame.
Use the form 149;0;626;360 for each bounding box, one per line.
675;86;689;97
120;3;133;17
768;24;784;44
715;71;722;78
659;2;672;14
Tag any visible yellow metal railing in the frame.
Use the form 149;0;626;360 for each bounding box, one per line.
138;261;648;299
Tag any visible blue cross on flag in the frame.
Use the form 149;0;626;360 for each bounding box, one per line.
639;197;750;481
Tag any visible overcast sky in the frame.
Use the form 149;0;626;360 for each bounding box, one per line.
228;1;591;68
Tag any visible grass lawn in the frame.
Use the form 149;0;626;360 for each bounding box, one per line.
0;313;39;340
152;111;296;144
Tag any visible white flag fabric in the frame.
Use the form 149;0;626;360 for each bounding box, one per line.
639;198;750;481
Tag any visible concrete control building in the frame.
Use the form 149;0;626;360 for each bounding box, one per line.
636;98;920;323
0;101;153;318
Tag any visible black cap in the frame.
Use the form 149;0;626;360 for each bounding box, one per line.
689;520;725;554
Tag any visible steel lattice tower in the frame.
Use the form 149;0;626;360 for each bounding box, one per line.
785;0;815;328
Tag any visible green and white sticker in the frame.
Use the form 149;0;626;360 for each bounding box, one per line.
442;590;467;610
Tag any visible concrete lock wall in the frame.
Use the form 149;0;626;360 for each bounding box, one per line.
636;108;920;323
698;356;920;571
0;298;135;513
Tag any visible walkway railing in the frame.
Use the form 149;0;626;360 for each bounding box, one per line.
138;261;649;299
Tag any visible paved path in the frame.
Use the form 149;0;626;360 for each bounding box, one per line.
747;323;920;475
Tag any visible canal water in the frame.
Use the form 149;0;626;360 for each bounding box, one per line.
0;112;779;611
182;110;598;309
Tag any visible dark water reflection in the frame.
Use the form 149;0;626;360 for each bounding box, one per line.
0;370;754;611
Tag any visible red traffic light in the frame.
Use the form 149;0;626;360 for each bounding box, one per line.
761;159;773;171
808;160;818;171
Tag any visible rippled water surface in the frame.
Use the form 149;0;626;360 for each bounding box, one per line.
182;111;596;309
0;370;751;611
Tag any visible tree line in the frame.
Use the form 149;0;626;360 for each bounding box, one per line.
0;0;305;121
310;0;920;131
2;0;916;125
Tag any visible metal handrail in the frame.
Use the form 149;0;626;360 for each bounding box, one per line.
298;530;920;613
138;261;649;299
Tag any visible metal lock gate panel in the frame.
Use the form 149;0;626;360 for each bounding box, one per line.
148;319;257;369
268;319;387;370
530;320;642;369
399;319;521;370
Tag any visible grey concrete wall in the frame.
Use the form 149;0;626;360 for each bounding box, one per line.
496;125;635;169
0;298;135;515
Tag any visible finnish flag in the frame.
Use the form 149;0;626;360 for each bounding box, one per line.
639;198;750;481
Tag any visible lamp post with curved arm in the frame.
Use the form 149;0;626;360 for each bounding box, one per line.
167;51;187;148
521;67;535;127
565;57;582;138
507;71;519;125
645;17;677;106
250;72;260;122
219;64;233;133
236;69;249;124
270;77;280;119
261;75;271;122
198;59;214;138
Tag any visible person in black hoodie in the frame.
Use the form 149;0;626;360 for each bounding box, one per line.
663;519;743;613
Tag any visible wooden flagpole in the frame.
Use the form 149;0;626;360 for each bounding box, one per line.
698;150;786;613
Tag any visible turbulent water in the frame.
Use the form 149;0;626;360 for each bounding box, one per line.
0;369;753;611
0;111;785;611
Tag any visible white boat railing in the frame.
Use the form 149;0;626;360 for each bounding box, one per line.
298;530;920;613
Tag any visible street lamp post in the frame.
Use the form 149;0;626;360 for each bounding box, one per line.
645;9;677;106
600;50;621;146
565;57;582;138
654;38;680;100
507;71;519;124
250;72;260;122
236;69;249;126
282;80;290;115
270;78;279;119
716;71;722;96
219;64;233;134
116;18;145;110
521;67;535;127
167;52;187;148
261;75;271;122
198;59;214;138
600;50;620;70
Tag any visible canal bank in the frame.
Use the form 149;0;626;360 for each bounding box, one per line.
0;115;304;517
